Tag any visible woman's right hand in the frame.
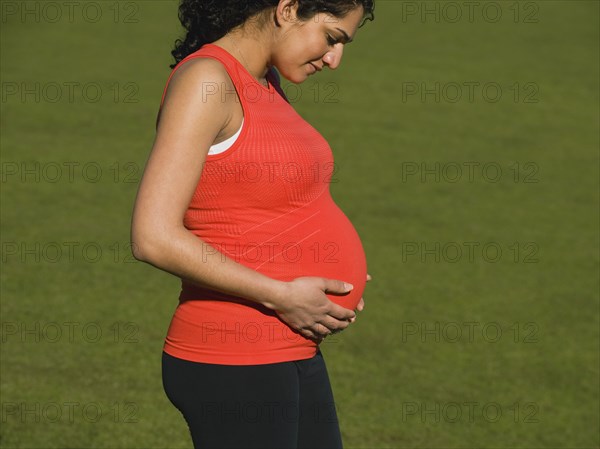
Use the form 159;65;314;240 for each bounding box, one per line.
271;277;356;342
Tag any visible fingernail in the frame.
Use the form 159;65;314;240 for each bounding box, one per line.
344;283;354;291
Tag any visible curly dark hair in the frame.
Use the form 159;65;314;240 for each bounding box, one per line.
170;0;375;68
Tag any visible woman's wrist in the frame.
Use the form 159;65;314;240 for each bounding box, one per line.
259;279;289;311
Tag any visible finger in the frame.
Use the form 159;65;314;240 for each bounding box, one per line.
300;328;323;342
313;322;333;337
355;297;365;312
322;279;353;296
318;317;350;333
303;326;327;344
366;274;372;281
327;302;356;321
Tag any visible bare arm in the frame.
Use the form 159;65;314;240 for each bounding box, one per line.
131;58;355;340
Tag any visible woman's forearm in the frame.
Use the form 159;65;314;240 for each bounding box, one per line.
131;227;287;310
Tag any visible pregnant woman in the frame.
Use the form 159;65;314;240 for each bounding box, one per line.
131;1;374;447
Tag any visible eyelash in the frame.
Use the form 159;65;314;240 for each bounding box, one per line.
326;35;338;46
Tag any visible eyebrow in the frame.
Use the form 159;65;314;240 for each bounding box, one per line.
335;28;353;44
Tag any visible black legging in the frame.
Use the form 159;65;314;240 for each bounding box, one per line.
162;349;344;449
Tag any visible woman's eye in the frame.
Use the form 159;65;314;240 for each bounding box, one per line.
326;35;337;46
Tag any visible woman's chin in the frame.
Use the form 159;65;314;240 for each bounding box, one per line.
277;69;308;84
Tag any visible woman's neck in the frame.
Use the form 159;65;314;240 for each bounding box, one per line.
214;27;274;87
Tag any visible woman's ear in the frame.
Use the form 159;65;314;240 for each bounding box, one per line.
276;0;299;26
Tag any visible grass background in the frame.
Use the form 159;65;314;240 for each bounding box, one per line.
1;0;598;447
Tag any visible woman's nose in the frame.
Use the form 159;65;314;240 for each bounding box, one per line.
323;44;345;70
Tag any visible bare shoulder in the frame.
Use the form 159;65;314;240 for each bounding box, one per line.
158;57;234;129
165;57;233;104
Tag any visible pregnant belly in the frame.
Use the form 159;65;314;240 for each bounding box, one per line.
217;194;368;310
293;204;367;310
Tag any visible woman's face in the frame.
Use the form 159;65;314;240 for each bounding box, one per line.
272;4;365;83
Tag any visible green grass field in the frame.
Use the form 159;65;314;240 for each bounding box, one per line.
1;0;598;447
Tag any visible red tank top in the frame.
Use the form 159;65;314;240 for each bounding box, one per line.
161;44;367;365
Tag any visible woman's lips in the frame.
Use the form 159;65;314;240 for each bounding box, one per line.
308;62;322;74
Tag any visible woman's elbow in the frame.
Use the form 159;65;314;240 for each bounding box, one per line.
130;223;157;263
